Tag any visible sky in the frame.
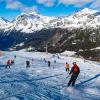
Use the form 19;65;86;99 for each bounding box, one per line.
0;0;100;21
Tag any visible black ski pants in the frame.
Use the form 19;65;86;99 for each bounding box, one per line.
68;73;79;86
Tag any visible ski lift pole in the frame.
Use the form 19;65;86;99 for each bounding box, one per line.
46;43;48;54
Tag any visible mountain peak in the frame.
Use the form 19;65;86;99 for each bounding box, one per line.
20;11;39;16
29;11;39;15
0;17;8;21
0;17;9;25
80;8;97;14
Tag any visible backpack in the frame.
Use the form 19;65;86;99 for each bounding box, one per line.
73;65;79;73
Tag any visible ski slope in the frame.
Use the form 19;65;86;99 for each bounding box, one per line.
0;51;100;100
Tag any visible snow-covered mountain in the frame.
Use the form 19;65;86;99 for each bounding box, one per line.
0;17;9;30
0;8;100;33
9;12;53;33
0;12;53;33
0;17;9;25
49;8;100;29
0;8;100;54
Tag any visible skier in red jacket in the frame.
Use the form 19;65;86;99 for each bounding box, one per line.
6;59;11;68
68;62;80;87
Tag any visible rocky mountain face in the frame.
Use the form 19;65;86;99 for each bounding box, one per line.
0;8;100;60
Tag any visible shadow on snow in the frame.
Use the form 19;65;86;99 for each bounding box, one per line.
76;74;100;87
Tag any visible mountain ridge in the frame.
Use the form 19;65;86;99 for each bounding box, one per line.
0;8;100;33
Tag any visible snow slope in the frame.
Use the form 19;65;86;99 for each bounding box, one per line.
0;51;100;100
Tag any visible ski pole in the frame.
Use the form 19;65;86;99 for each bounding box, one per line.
66;74;70;78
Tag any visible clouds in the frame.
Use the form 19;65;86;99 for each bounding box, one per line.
0;0;100;13
0;0;37;13
35;0;100;11
6;0;22;10
6;0;37;12
90;0;100;10
59;0;94;7
35;0;94;7
36;0;56;7
59;0;100;11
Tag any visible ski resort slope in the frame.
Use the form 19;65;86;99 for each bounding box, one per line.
0;51;100;100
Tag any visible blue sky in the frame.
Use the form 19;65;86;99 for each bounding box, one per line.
0;0;100;20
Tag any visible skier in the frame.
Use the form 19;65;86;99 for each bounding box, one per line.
48;61;51;67
57;56;60;59
26;60;30;67
68;62;80;87
14;55;16;59
44;58;46;63
11;59;14;65
53;55;55;58
54;60;56;63
65;62;70;73
6;59;11;68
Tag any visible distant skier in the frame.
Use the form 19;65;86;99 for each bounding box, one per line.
11;60;14;65
26;60;30;67
57;56;60;59
14;55;16;59
53;55;55;57
54;60;56;63
44;58;46;63
65;62;70;73
48;61;51;67
6;59;11;68
68;62;80;87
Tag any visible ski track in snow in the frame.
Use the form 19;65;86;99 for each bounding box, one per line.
0;51;100;100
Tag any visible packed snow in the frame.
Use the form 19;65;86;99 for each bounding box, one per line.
0;51;100;100
61;51;76;57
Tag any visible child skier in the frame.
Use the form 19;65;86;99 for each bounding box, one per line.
68;62;80;87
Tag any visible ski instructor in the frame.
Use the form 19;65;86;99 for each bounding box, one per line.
68;62;80;87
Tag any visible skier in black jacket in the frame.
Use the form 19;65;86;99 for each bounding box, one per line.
68;62;80;87
26;60;30;68
48;61;51;67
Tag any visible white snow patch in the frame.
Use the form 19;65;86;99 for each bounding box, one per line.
84;88;100;96
91;47;100;50
16;42;24;47
61;51;76;57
